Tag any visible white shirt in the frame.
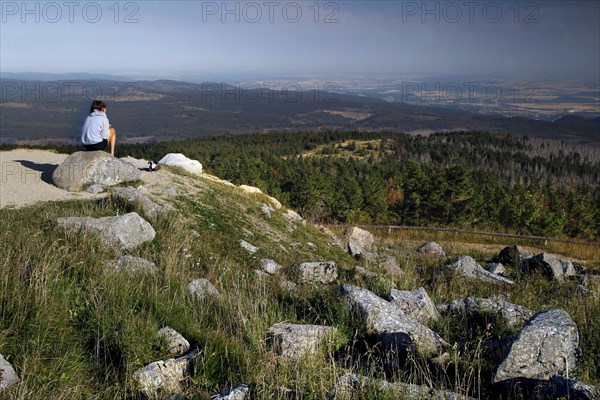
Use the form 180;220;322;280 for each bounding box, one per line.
81;110;110;145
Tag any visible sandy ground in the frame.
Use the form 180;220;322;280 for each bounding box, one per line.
0;149;103;209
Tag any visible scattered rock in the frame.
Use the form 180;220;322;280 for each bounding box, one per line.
379;254;403;277
330;373;474;400
416;242;446;258
210;383;251;400
521;253;564;282
283;209;303;223
158;327;190;357
52;151;142;192
187;279;221;301
291;261;338;284
57;212;155;250
388;287;440;325
133;349;200;397
268;323;337;361
560;259;577;277
485;262;506;276
260;203;273;218
240;240;259;254
447;256;514;285
344;227;375;259
493;309;579;382
113;186;174;220
437;297;532;330
158;153;202;175
86;183;105;194
103;255;158;275
341;284;447;356
0;354;19;391
259;259;283;275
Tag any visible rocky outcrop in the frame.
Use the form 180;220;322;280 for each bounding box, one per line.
210;384;251;400
158;327;190;357
112;186;174;220
0;354;19;391
268;323;337;360
344;227;374;259
341;284;447;356
330;373;474;400
187;279;221;301
521;253;565;282
57;212;155;250
291;261;338;284
437;297;532;329
493;309;579;382
416;242;446;258
388;287;439;325
447;256;514;285
52;151;142;192
103;255;158;275
133;349;200;397
158;153;202;175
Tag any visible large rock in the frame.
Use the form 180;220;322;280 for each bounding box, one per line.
268;323;337;361
493;309;579;382
291;261;338;284
388;287;439;325
416;242;446;258
158;153;202;175
133;349;199;397
341;284;447;356
0;354;19;391
112;186;174;220
437;297;532;330
187;279;221;301
210;384;251;400
52;151;142;192
330;373;474;400
521;253;564;282
447;256;514;285
57;212;155;250
344;227;375;259
103;255;158;275
157;327;190;357
497;245;532;267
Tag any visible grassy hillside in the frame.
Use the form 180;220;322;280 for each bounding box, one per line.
0;166;598;399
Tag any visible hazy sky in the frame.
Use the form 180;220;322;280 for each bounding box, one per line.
1;0;599;83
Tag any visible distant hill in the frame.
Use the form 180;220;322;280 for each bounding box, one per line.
1;78;598;145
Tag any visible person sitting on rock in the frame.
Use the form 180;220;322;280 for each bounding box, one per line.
81;100;117;156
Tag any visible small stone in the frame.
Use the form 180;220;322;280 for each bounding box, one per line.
447;256;514;285
240;240;259;254
0;354;19;391
158;327;190;357
210;383;251;400
86;184;105;194
133;349;200;397
292;261;338;284
103;255;158;275
259;259;283;275
485;262;506;276
158;153;202;175
187;279;220;301
260;204;273;218
416;242;446;257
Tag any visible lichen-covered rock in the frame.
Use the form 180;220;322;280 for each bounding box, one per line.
330;373;475;400
292;261;338;284
158;153;202;175
447;256;514;285
341;284;447;356
521;253;565;282
493;309;579;382
187;279;221;301
268;323;337;360
259;259;283;275
103;255;158;275
57;212;155;250
344;227;374;259
210;383;251;400
113;186;174;220
158;327;190;357
438;297;532;329
416;242;446;258
0;354;19;391
52;151;142;192
133;349;199;397
388;287;439;324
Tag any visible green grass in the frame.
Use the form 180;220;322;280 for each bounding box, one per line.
1;176;599;399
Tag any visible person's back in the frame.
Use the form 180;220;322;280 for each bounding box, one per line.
81;100;117;156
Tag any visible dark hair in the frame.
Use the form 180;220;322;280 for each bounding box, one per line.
89;100;107;113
